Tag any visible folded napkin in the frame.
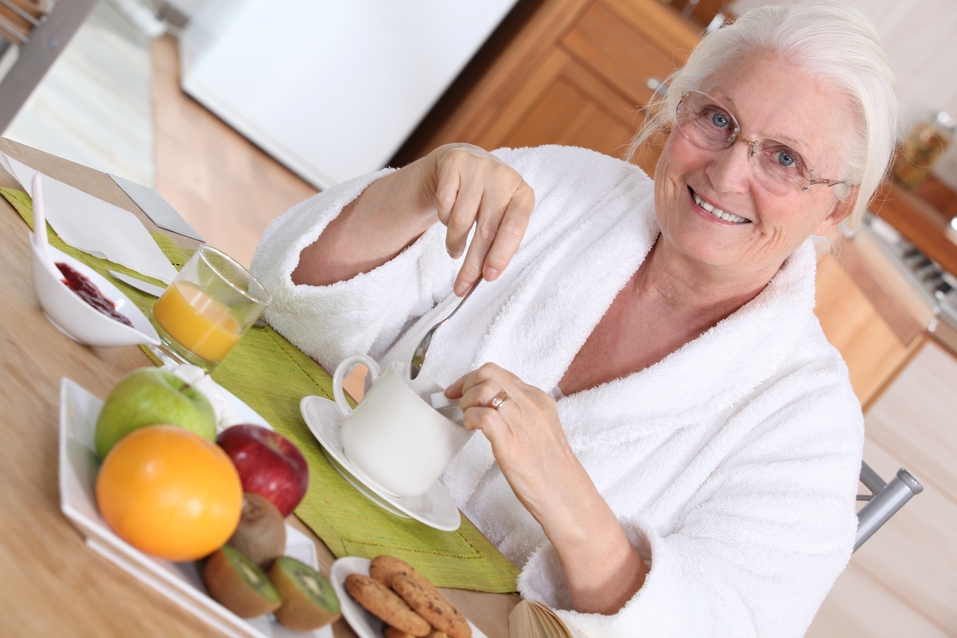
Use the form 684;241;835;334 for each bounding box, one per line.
0;152;178;283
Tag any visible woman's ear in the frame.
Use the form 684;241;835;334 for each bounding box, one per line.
814;186;859;236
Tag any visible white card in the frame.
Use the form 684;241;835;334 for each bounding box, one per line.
1;152;179;283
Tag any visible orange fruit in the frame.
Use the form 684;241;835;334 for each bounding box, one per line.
96;425;243;562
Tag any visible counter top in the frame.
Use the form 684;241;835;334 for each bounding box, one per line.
873;180;957;276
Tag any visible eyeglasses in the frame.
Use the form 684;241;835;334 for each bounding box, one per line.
675;91;847;197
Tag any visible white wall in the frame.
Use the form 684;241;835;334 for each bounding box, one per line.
730;0;957;191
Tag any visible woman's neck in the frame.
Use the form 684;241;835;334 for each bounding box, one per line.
632;236;781;328
557;235;786;396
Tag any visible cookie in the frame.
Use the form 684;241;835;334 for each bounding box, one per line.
370;555;429;590
383;627;449;638
383;627;448;638
391;574;471;638
344;574;431;637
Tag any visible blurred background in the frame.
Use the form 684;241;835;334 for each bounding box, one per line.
1;1;956;636
2;0;956;263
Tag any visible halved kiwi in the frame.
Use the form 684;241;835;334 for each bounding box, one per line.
268;556;341;630
203;545;281;618
227;493;286;569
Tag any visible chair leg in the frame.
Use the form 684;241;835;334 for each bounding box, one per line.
855;466;923;552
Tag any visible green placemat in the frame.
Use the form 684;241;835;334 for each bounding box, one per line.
3;187;519;593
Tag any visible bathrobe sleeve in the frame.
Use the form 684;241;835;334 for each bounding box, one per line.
519;351;864;638
250;145;615;372
249;168;462;371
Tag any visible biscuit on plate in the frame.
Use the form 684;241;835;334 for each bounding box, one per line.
383;627;449;638
370;555;430;590
344;573;431;637
391;574;471;638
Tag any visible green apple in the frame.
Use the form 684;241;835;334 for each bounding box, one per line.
95;368;217;459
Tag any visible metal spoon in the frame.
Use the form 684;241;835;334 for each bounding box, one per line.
410;277;481;380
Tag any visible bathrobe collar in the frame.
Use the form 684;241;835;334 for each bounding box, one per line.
471;193;819;448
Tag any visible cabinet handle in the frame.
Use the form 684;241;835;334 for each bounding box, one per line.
646;78;669;98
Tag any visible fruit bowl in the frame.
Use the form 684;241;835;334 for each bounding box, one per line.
58;377;332;638
31;236;161;347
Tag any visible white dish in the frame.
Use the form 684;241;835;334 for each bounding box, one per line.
58;377;333;638
330;556;487;638
300;396;462;532
31;237;161;347
318;447;410;519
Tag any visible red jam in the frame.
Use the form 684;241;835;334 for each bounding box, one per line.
55;262;133;327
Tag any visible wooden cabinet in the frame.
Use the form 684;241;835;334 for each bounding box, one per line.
394;0;700;175
814;244;925;410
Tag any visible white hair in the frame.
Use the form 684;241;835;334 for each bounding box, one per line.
628;1;902;231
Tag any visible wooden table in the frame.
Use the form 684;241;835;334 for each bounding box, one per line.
0;138;517;638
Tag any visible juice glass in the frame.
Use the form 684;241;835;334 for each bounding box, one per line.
149;245;270;371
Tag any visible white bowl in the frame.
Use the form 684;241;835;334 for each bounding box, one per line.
30;235;161;347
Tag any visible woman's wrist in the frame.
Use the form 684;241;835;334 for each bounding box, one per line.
536;465;648;614
291;163;439;286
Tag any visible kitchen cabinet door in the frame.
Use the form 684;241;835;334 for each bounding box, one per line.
814;249;924;409
562;0;693;107
474;0;696;173
472;47;659;174
395;0;698;171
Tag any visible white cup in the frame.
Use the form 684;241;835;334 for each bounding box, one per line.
332;355;473;497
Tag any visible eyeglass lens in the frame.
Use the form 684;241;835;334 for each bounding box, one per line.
675;91;814;196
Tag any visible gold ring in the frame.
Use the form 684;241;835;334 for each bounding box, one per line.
489;391;508;410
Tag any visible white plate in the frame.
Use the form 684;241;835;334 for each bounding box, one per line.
58;377;334;638
318;447;410;519
300;396;462;532
329;556;487;638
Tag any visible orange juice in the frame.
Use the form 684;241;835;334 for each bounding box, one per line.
152;281;242;363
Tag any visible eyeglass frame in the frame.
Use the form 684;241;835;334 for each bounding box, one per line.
674;90;848;193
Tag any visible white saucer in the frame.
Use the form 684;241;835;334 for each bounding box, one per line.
319;447;409;519
300;396;462;532
329;556;487;638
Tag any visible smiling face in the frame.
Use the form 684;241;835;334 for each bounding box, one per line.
653;54;857;283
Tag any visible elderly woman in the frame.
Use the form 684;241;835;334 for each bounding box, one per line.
251;3;900;636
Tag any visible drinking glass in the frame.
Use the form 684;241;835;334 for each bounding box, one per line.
149;245;270;371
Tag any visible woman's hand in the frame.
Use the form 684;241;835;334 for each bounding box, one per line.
292;143;533;291
445;363;579;521
421;144;535;296
445;363;648;614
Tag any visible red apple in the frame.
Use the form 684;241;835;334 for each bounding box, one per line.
217;425;309;517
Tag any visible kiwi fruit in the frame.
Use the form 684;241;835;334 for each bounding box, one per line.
227;493;286;569
203;545;281;618
268;556;341;630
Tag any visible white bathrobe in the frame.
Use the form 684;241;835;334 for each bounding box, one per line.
251;145;864;638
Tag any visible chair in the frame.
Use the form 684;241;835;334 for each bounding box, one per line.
0;0;99;132
854;461;923;551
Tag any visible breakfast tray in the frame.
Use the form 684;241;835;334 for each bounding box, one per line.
3;187;520;593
